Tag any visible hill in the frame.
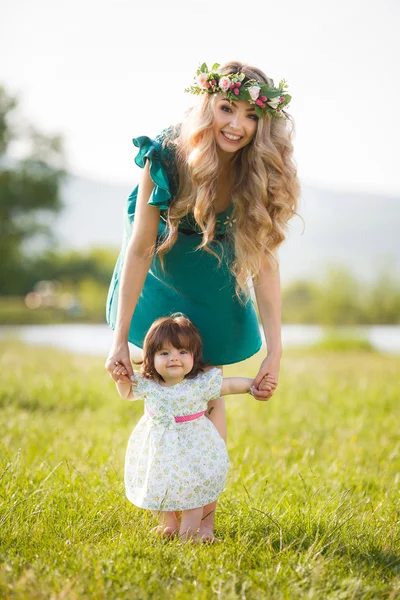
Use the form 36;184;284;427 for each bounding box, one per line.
55;175;400;283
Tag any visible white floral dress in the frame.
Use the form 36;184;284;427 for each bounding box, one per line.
124;368;230;511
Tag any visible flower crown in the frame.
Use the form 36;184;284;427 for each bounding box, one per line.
185;62;291;119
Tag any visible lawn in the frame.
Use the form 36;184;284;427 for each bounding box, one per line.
0;341;399;599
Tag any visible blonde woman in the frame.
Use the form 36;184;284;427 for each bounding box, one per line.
105;61;301;541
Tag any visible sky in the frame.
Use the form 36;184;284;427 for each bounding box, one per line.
1;0;400;196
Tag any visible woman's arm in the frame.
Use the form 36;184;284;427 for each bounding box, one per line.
251;255;282;398
105;162;160;382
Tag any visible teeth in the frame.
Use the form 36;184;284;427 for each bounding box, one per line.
223;132;241;141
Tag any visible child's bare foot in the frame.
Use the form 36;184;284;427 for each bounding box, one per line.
198;521;221;543
151;525;179;538
179;507;203;543
151;510;180;538
178;529;202;543
200;531;221;544
199;512;216;542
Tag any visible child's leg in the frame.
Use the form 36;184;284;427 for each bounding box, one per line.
201;366;226;540
151;510;180;537
179;507;203;541
173;390;226;530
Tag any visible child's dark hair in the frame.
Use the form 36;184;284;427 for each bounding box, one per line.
140;313;205;382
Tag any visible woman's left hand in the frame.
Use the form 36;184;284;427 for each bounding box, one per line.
251;354;281;401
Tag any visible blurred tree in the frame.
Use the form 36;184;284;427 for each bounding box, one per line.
365;265;400;324
282;279;319;323
313;265;365;325
0;85;66;294
25;247;119;289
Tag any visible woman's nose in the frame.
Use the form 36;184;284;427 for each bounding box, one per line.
230;114;244;129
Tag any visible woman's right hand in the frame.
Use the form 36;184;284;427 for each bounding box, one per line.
105;342;134;383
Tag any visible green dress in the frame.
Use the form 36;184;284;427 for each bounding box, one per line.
106;128;262;365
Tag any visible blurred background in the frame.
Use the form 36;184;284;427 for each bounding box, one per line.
0;0;399;355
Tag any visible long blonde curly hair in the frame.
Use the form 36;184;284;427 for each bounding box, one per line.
156;61;301;301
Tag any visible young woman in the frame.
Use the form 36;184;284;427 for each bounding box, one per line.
105;61;301;541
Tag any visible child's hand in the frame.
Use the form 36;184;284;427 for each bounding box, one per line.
258;374;278;393
113;362;131;384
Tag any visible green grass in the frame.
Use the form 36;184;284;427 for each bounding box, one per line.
0;341;399;599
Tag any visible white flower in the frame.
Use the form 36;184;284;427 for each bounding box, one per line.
223;216;237;228
267;97;281;109
248;86;261;101
196;73;209;89
219;76;231;92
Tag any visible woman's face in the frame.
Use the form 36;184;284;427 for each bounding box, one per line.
212;97;258;155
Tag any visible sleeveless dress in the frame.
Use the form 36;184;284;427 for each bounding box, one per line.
106;127;262;365
124;368;229;511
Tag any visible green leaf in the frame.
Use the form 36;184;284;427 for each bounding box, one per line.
200;62;208;73
212;63;220;71
237;89;249;102
255;105;263;119
259;85;281;98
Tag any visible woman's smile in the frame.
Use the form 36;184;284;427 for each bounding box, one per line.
221;131;243;143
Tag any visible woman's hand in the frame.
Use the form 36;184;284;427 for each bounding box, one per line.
105;342;134;384
250;354;281;401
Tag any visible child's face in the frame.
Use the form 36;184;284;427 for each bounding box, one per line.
212;97;258;155
153;344;194;384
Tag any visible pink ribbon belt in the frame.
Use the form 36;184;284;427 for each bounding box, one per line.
145;406;205;423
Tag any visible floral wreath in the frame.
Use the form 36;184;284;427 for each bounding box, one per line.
185;62;291;119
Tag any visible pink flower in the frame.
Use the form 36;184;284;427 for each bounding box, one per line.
259;95;267;102
235;82;241;87
233;87;239;95
230;83;235;89
280;96;285;103
219;76;231;91
196;73;209;89
255;99;265;108
248;86;261;101
211;79;216;85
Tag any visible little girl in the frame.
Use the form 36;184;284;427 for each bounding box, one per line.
113;313;275;542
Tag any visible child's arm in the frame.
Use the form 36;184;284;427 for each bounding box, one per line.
113;363;136;400
221;377;253;396
116;380;136;401
220;374;278;397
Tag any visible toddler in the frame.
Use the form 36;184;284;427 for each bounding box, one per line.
114;313;275;542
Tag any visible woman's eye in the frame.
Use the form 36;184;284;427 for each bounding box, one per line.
221;105;232;113
248;114;259;121
180;350;187;354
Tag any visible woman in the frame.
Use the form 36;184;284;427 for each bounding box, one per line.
105;61;301;541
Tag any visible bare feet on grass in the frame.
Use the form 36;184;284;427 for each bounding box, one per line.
199;508;220;543
151;525;179;538
179;507;203;543
151;511;180;538
178;529;203;544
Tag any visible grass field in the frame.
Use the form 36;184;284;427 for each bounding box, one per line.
0;340;399;599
